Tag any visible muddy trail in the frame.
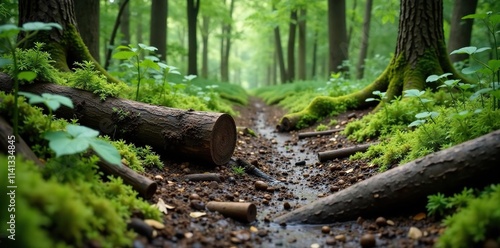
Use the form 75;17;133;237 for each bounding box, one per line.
139;97;442;248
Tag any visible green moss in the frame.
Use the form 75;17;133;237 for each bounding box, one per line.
69;61;126;100
108;139;163;172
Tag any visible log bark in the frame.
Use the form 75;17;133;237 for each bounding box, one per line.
0;76;237;165
274;129;500;224
298;128;344;139
318;143;377;161
0;116;43;166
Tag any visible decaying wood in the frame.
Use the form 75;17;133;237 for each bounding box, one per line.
274;129;500;224
0;76;237;165
0;116;43;166
298;128;344;139
184;173;221;182
318;143;377;161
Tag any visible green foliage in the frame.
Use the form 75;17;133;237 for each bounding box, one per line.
315;124;328;131
70;61;125;100
435;185;500;248
108;139;163;172
231;165;246;176
0;155;161;248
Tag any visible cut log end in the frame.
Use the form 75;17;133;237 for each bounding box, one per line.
211;113;237;165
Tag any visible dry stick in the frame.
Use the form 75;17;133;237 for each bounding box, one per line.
298;128;345;139
184;173;221;182
317;142;378;161
97;159;157;199
275;129;500;224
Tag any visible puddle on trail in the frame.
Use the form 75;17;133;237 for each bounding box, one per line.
251;102;363;247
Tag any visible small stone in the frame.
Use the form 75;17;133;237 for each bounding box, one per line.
325;236;336;245
263;194;272;200
375;216;387;227
255;181;269;191
208;181;218;189
190;200;205;210
386;220;395;226
337;179;345;185
310;243;320;248
330;185;340;192
408;226;423;239
295;160;306;166
189;193;200;200
154;175;164;180
360;233;376;248
347;113;357;119
356;216;365;224
144;219;165;229
321;226;331;234
334;234;346;242
230;237;242;244
258;229;268;237
283;202;291;210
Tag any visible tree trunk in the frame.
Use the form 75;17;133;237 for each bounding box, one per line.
0;78;237;166
311;30;318;79
447;0;478;63
279;0;461;131
187;0;199;75
150;0;168;61
119;0;131;45
220;0;235;82
328;0;349;74
355;0;373;79
201;15;210;79
104;0;130;70
74;0;100;63
297;8;307;81
286;10;297;82
274;129;500;224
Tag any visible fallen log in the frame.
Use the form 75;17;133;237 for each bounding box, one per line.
0;75;237;165
0;114;157;199
298;128;344;139
274;129;500;224
317;142;378;161
0;116;44;166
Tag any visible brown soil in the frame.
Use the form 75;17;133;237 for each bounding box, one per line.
136;97;443;248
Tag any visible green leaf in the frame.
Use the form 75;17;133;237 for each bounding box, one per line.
22;22;62;31
408;120;426;127
112;51;136;60
426;73;452;83
461;64;482;75
415;112;432;119
365;98;377;102
44;131;90;157
443;79;459;87
89;139;122;166
17;71;37;81
18;92;45;105
0;24;20;38
475;47;491;54
470;88;492;100
66;124;99;138
138;43;158;52
41;93;74;109
487;60;500;72
420;98;433;103
139;59;160;70
450;46;477;55
462;13;487;20
404;89;425;97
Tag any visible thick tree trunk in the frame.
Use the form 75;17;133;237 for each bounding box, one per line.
104;0;130;70
201;15;210;79
220;0;235;82
0;77;237;166
119;0;131;45
74;0;100;63
278;0;462;131
311;30;318;79
187;0;199;75
274;129;500;224
150;0;168;61
447;0;478;63
286;10;297;82
328;0;348;74
355;0;373;79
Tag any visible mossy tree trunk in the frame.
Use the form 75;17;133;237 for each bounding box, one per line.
18;0;118;82
278;0;460;131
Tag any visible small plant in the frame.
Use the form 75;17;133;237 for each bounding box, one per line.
71;61;124;100
18;92;73;129
315;124;328;131
112;43;160;100
366;90;389;123
231;165;246;176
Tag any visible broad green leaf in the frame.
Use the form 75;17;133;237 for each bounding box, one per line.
408;120;426;127
462;13;487;20
415;112;433;119
18;92;45;105
41;93;74;109
0;24;20;38
426;73;452;83
17;71;37;81
44;99;61;111
491;89;500;98
184;75;197;81
140;59;160;70
44;131;90;157
22;22;60;31
138;43;158;52
475;47;491;54
89;139;122;166
112;51;136;60
487;60;500;72
461;64;482;75
115;45;132;51
470;88;492;100
145;55;159;62
0;58;12;67
404;89;425;97
66;124;99;138
443;79;459;87
458;83;473;91
365;98;377;102
420;98;433;103
450;46;477;55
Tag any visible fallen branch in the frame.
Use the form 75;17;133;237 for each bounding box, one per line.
298;128;344;139
317;142;377;161
184;173;221;182
274;129;500;224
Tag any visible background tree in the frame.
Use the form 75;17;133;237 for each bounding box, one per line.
119;0;130;45
75;0;100;62
328;0;349;75
272;4;287;84
150;0;168;61
220;0;235;82
187;0;200;75
200;14;210;79
355;0;373;79
447;0;478;63
279;0;462;131
297;7;307;80
286;9;297;82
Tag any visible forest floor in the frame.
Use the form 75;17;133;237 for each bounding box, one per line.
137;97;444;248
